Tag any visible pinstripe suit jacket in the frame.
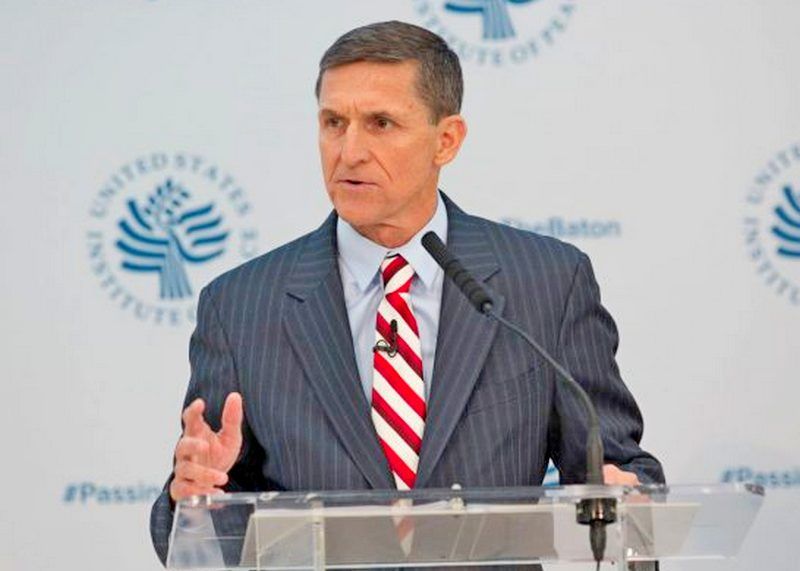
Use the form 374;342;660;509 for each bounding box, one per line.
150;195;664;564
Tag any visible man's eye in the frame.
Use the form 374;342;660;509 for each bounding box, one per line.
324;117;343;129
374;117;392;129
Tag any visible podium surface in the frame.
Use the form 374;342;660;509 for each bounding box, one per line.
166;484;763;570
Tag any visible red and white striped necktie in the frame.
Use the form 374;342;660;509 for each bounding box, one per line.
371;253;426;490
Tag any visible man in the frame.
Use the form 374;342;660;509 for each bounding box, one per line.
150;20;664;564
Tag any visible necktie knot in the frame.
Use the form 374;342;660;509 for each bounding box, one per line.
380;254;414;295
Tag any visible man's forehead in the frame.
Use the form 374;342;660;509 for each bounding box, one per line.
317;61;424;112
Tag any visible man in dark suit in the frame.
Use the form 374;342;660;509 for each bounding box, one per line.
150;20;663;564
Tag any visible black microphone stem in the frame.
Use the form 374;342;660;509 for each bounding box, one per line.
486;310;605;486
488;309;614;565
421;230;617;566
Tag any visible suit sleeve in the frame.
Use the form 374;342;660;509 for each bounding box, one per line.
548;252;665;485
149;284;266;566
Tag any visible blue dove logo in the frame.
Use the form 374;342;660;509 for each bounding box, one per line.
445;0;540;40
87;152;258;327
413;0;576;67
742;145;800;307
772;185;800;258
116;178;228;300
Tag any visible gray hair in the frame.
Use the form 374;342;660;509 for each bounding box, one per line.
315;21;463;123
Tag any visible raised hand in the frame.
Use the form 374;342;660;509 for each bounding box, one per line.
169;392;243;503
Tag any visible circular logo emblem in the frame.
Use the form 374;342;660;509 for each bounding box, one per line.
412;0;577;66
743;144;800;306
86;152;259;326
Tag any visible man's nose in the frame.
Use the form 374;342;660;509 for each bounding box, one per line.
340;124;370;166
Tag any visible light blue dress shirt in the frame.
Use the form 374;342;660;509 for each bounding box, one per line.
336;193;448;401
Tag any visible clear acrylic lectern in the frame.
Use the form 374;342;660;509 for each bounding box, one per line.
166;484;763;570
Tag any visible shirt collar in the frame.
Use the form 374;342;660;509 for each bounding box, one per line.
336;191;448;292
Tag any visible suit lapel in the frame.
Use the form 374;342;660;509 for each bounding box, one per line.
283;214;393;489
281;198;505;490
415;198;505;488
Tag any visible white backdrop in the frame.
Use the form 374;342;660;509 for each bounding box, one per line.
1;1;798;570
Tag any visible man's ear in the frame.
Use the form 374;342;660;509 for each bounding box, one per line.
434;115;467;167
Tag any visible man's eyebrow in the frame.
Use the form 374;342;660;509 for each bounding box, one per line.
318;108;405;119
318;108;342;117
366;110;400;119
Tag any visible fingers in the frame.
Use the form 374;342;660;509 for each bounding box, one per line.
169;478;225;503
602;464;641;486
219;392;243;448
624;472;641;486
175;436;210;464
174;392;242;498
182;398;211;439
171;437;229;503
175;393;239;472
175;459;229;488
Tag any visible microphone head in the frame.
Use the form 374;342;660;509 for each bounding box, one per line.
421;231;449;265
422;231;493;314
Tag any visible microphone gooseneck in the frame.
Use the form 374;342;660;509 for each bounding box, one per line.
421;230;617;567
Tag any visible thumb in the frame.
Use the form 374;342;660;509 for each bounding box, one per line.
218;392;243;449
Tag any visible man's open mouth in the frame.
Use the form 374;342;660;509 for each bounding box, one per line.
339;179;374;187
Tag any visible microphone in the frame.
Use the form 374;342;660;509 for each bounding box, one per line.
373;319;398;357
421;231;617;567
421;231;494;314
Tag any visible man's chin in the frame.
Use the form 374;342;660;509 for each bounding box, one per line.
335;208;380;230
330;194;381;225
